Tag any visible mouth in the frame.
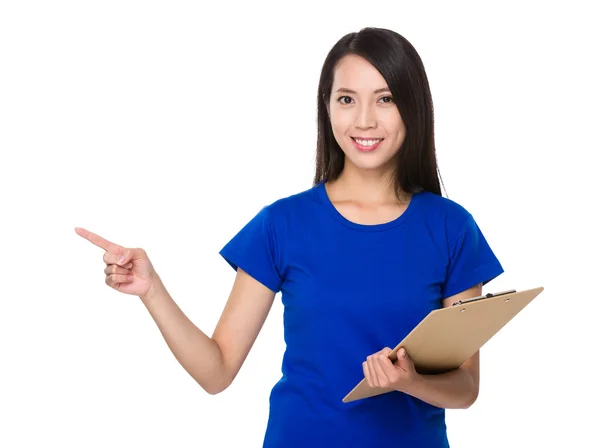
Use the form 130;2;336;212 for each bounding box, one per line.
351;137;384;152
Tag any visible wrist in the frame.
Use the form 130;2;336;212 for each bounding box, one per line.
395;372;425;395
140;272;165;303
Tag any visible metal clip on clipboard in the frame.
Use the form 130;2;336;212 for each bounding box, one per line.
451;289;517;307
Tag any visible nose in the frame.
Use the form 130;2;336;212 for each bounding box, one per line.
354;103;377;129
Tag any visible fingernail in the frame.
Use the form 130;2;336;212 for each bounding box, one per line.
401;349;406;357
118;256;126;264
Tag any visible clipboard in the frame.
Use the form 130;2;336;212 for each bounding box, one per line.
342;286;544;403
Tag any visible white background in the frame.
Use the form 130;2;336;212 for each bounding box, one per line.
1;0;598;446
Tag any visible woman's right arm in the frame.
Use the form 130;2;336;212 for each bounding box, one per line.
75;227;276;395
141;268;275;395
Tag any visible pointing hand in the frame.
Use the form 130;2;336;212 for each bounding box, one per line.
75;227;157;297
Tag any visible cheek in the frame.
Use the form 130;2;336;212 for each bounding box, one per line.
382;115;406;140
330;114;352;138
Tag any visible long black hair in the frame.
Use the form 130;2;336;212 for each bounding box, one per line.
314;27;444;198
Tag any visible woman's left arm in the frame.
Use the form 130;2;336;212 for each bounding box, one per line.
363;284;482;409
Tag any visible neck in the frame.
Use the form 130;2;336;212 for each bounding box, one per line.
327;163;403;204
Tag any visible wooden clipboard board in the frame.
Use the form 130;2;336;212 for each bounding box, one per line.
342;286;544;403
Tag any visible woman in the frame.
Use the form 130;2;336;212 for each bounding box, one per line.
76;27;503;447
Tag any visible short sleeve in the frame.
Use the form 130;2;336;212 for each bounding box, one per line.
219;206;283;293
442;214;504;298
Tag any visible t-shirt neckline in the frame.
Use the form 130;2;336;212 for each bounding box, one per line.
315;181;420;232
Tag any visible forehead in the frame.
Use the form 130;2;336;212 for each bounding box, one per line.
332;54;389;91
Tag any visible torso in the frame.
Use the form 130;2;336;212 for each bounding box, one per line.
220;181;502;448
260;183;455;447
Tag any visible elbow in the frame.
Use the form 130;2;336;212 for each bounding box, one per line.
202;383;222;395
198;375;233;396
192;348;234;396
205;383;229;396
455;368;479;409
204;386;224;396
459;384;479;409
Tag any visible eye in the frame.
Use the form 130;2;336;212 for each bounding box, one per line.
337;95;354;105
379;96;394;104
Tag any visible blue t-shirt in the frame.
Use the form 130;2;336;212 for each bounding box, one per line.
219;182;504;447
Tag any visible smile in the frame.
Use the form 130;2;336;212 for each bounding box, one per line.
351;137;384;152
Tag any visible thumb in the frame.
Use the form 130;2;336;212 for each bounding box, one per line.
394;348;408;368
118;248;142;266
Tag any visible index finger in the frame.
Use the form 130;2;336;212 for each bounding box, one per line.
75;227;122;253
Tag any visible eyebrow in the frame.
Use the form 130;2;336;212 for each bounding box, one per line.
335;87;391;94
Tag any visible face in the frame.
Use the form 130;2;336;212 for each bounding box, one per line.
328;54;406;175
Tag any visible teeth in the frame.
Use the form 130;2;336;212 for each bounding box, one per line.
355;139;381;147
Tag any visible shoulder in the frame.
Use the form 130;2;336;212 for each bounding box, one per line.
230;184;322;238
415;191;504;292
415;191;472;222
413;191;482;244
260;184;322;222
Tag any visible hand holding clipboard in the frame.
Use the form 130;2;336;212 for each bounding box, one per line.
343;287;544;403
